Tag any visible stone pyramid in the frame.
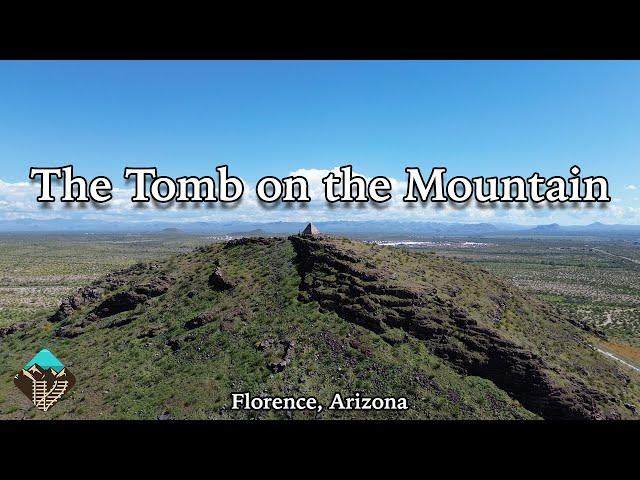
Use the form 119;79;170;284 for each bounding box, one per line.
302;223;320;236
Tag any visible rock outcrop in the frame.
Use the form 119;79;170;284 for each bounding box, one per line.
290;234;625;420
48;286;104;322
0;321;33;338
224;237;274;249
208;267;234;290
93;290;148;318
92;277;171;318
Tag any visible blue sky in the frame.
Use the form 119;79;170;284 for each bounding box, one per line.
0;60;638;224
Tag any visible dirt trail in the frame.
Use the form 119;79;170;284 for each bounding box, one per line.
591;248;640;266
593;344;640;373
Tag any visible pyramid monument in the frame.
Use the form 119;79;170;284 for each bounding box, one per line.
302;222;320;236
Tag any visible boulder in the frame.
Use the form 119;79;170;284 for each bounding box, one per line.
208;267;234;290
185;311;216;330
93;291;148;318
166;338;182;352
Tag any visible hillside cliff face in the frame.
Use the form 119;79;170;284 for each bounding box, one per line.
0;236;638;419
291;236;638;419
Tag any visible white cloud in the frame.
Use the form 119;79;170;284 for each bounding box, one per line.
625;184;638;190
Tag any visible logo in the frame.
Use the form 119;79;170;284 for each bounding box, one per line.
14;349;76;412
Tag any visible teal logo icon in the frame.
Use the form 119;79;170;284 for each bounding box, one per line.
14;349;76;411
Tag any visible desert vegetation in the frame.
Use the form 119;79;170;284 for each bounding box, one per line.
409;236;640;348
1;231;639;419
0;233;209;327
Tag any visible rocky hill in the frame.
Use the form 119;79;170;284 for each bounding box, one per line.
1;235;638;419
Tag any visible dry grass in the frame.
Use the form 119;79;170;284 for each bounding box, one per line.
601;341;640;365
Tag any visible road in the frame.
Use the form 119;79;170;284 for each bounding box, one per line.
593;344;640;373
590;247;640;266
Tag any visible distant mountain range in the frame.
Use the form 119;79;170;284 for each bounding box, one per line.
1;218;640;237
